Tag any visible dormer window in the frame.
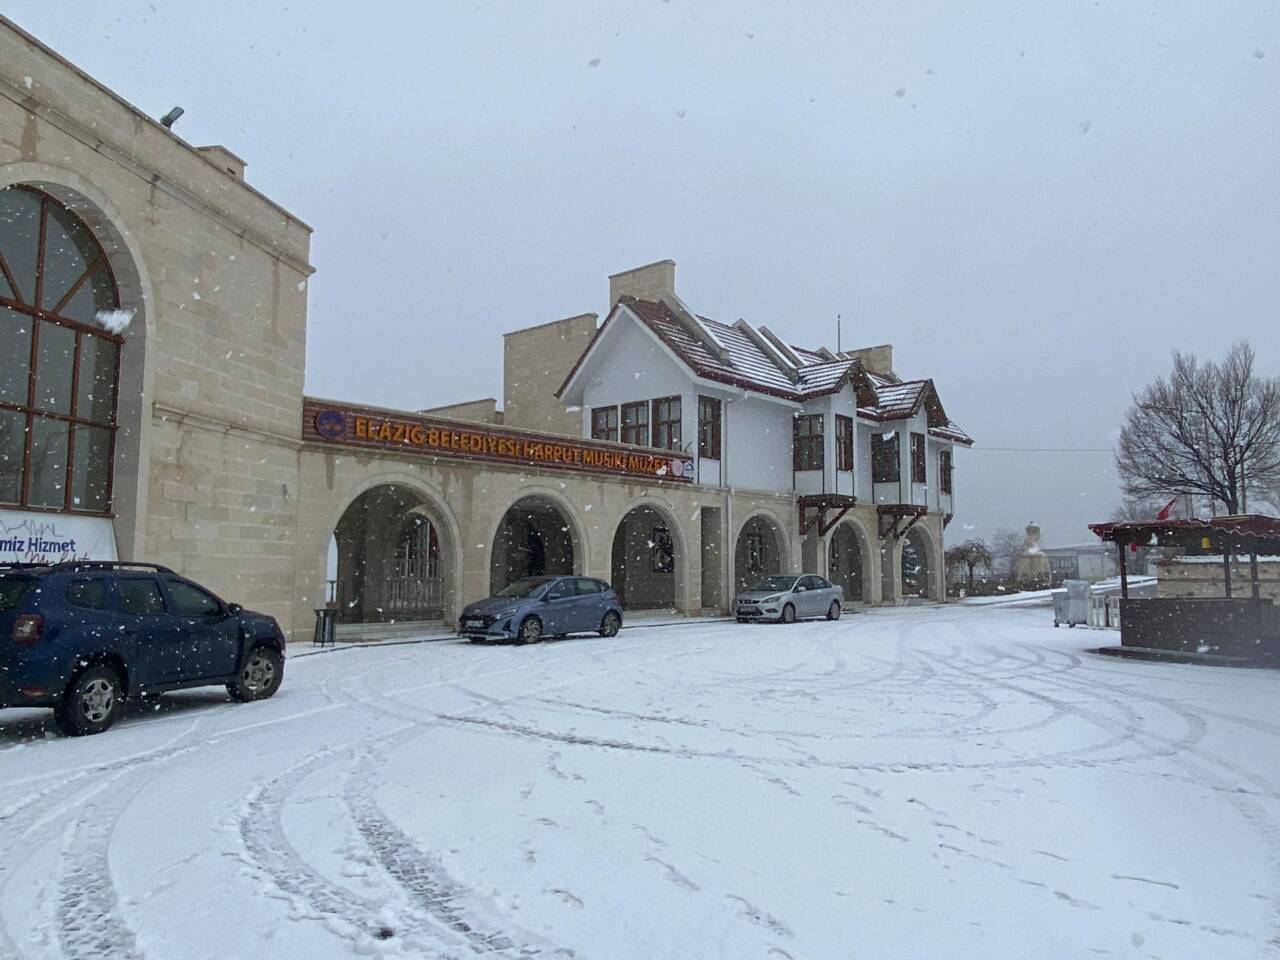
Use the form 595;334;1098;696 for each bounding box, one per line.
836;415;854;471
872;432;899;483
793;414;824;471
621;401;649;446
911;433;926;483
652;397;682;450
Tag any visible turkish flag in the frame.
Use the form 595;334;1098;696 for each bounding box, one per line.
1155;496;1179;522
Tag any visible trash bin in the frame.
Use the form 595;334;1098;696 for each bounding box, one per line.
313;607;337;646
1053;580;1090;628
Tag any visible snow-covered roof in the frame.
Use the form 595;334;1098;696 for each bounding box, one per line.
557;296;973;445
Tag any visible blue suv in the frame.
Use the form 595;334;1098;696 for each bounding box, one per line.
459;575;623;644
0;562;286;736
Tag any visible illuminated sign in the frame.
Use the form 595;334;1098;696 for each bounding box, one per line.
302;399;695;483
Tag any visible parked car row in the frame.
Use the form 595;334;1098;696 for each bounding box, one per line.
457;572;845;643
2;562;846;737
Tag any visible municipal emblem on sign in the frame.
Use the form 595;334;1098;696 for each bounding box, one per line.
314;410;347;439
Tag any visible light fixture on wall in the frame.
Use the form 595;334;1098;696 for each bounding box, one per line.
159;106;184;129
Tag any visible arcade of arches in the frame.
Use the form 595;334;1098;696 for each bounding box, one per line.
304;459;948;637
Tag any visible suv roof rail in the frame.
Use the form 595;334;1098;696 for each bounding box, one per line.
0;562;53;570
47;561;176;575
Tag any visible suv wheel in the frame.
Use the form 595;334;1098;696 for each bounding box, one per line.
228;646;284;702
54;665;124;736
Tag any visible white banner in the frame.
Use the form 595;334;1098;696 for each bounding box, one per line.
0;509;118;564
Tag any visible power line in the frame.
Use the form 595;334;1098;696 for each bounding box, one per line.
971;446;1113;453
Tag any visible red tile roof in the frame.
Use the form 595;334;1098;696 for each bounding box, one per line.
557;296;973;445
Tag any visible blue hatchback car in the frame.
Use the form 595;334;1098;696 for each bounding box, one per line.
458;575;623;644
1;561;287;736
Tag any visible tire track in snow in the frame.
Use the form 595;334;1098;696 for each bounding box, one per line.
343;752;554;957
236;736;471;958
57;813;145;960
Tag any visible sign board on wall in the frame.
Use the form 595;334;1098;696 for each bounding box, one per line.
302;398;696;484
0;509;118;565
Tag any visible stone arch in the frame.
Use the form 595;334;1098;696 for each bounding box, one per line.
828;516;874;604
608;497;689;612
901;523;938;601
733;511;792;594
317;472;465;625
1;163;155;559
487;486;588;595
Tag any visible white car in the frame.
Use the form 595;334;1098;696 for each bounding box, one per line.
734;574;844;624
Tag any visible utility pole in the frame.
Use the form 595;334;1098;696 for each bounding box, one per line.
836;313;842;354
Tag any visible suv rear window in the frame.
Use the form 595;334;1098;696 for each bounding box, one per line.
0;576;32;612
66;578;109;611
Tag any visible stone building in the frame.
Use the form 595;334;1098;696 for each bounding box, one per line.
2;19;973;644
1;16;313;635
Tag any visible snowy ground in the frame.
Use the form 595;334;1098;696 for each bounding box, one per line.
2;606;1278;960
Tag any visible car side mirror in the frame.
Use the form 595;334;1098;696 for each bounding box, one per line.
228;602;243;615
796;585;807;593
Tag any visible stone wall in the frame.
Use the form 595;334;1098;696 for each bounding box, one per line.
503;314;597;436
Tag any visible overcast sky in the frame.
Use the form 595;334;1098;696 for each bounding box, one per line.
9;1;1278;546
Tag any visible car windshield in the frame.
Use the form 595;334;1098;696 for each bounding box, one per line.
750;576;798;593
0;575;32;611
494;576;555;599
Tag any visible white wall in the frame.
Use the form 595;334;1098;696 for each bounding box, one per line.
723;395;794;493
579;314;697;455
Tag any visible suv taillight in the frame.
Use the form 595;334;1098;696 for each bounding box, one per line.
12;614;44;646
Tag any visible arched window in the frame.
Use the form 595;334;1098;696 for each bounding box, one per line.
0;185;122;513
394;515;440;582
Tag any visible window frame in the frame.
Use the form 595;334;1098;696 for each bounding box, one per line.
697;395;722;459
940;448;953;494
911;432;926;484
872;431;900;483
65;576;109;611
621;401;650;446
651;525;675;573
0;185;123;516
651;396;682;451
590;406;618;442
835;414;854;472
163;576;225;619
792;414;824;472
113;576;169;618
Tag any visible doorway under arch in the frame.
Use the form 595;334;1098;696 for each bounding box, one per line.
490;495;578;595
828;521;870;604
333;484;453;623
611;505;679;611
901;526;933;600
735;514;787;594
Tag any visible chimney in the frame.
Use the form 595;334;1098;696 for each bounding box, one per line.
608;259;676;305
196;145;246;181
844;343;894;377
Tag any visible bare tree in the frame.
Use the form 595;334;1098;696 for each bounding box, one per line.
989;527;1023;576
945;539;994;592
1116;342;1280;515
